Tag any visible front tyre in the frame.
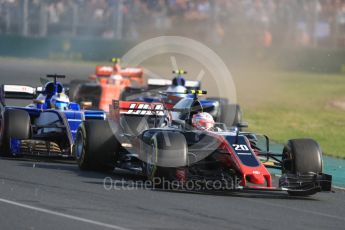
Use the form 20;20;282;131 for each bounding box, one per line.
0;109;30;157
144;132;188;188
74;120;120;171
282;138;323;196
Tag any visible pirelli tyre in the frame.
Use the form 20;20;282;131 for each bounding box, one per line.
0;109;31;156
73;84;102;110
74;120;120;171
206;97;242;127
220;104;242;128
282;138;323;196
143;131;188;188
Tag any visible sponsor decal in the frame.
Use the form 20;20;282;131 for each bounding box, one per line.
123;103;165;116
4;85;35;94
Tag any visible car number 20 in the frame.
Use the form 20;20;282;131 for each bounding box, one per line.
232;144;249;151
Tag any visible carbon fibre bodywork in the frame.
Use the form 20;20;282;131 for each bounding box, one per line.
99;99;332;195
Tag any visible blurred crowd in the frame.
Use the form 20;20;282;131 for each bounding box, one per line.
1;0;345;47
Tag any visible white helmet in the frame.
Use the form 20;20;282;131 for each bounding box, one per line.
50;93;70;110
192;112;215;130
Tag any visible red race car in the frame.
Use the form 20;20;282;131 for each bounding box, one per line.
70;58;144;112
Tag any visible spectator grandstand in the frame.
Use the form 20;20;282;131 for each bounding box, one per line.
0;0;345;47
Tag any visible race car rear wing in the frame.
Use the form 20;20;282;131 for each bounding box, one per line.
147;78;201;90
112;100;165;115
95;66;113;76
120;68;143;78
185;80;201;89
95;65;144;78
147;78;172;86
109;100;166;121
0;85;36;102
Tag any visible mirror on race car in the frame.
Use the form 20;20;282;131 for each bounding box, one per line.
33;99;45;104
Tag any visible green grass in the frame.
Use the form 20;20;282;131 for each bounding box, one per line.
235;71;345;158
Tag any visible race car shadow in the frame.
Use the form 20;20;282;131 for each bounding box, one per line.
12;158;146;182
1;156;76;165
152;187;319;201
7;158;321;200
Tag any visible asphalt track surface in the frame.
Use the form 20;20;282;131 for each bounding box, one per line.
0;59;345;230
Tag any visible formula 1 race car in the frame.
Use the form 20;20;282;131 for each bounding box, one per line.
121;70;243;127
0;75;106;157
74;90;332;196
69;58;144;112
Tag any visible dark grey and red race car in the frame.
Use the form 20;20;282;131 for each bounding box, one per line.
73;90;332;196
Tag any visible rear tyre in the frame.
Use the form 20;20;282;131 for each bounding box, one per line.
0;109;30;157
282;138;323;196
74;120;120;171
73;84;102;110
220;104;242;128
68;80;88;100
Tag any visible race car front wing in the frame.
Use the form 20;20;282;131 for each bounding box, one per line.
279;172;332;192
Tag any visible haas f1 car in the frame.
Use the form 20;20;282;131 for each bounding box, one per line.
70;58;144;112
74;90;332;196
0;75;106;157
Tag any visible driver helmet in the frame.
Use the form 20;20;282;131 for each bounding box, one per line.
44;82;55;96
172;76;185;87
112;58;121;73
192;112;215;130
44;82;64;96
50;93;70;110
167;77;187;94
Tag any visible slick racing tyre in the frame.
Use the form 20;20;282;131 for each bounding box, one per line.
207;97;242;128
0;109;30;157
220;104;242;128
68;80;88;100
144;131;188;188
74;120;120;171
282;138;323;196
73;84;102;110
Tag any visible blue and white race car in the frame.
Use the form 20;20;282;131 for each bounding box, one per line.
0;75;106;157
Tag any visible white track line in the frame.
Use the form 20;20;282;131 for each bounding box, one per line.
333;185;345;191
0;198;131;230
